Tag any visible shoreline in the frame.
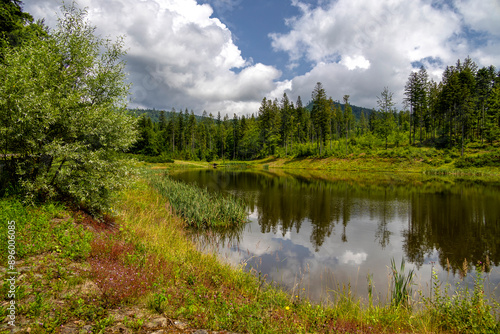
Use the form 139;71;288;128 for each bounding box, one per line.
1;166;498;333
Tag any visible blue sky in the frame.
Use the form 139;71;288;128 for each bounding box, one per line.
201;0;307;78
24;0;500;116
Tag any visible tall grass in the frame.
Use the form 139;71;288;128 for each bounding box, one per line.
390;258;415;308
147;171;248;228
423;262;499;333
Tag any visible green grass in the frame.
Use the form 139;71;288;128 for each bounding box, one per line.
204;143;500;175
423;262;499;333
390;258;415;308
0;198;92;261
147;170;248;228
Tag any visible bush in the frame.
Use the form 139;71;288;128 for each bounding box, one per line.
131;153;174;164
455;151;500;168
0;4;137;214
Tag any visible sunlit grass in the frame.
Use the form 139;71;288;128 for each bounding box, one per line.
146;170;248;228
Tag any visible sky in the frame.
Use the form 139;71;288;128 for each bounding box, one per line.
24;0;500;116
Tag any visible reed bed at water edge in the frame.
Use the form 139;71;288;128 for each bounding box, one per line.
147;171;248;228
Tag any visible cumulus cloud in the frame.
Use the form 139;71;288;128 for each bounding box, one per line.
25;0;280;116
341;55;370;71
456;0;500;37
24;0;500;113
272;0;500;109
340;250;368;265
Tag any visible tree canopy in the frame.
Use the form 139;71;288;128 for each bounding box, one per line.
0;3;137;213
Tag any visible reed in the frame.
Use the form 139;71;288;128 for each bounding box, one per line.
390;257;415;308
147;171;248;228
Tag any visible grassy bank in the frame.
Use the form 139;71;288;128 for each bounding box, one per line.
247;155;500;176
171;145;500;176
1;169;499;333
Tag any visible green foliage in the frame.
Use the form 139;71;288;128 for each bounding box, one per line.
0;197;92;261
130;153;174;164
148;171;248;228
0;3;137;213
148;290;169;314
455;150;500;168
426;265;499;333
68;298;107;322
0;0;44;48
390;258;414;308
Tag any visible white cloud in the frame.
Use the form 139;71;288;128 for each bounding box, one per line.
25;0;280;116
272;0;463;64
455;0;500;37
341;55;370;70
339;250;368;265
272;0;499;109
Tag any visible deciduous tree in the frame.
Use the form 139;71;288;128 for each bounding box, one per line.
0;4;137;212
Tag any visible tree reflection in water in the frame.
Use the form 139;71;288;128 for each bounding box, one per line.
171;169;500;295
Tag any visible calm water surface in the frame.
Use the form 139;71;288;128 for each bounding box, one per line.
170;169;500;303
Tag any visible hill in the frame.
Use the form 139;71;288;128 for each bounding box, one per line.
129;108;205;123
305;100;373;120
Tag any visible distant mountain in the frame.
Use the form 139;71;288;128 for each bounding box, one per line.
305;101;373;120
130;101;374;123
128;108;205;122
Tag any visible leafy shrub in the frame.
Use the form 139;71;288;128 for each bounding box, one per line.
0;4;137;214
455;151;500;168
131;153;174;163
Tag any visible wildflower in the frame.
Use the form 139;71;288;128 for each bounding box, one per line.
285;306;290;311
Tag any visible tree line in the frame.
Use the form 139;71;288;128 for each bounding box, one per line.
131;59;499;162
405;59;499;155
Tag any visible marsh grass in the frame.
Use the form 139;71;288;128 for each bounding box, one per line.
147;170;248;228
390;258;415;308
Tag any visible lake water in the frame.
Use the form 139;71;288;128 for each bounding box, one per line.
170;168;500;304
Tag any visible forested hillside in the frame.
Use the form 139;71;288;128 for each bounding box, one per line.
131;57;500;164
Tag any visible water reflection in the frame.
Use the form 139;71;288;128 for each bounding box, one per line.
403;186;500;274
170;169;500;301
